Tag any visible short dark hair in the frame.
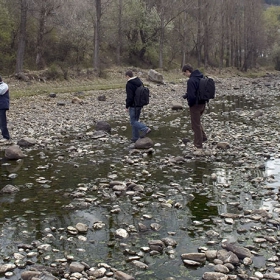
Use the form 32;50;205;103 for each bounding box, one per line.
182;64;193;73
125;70;133;77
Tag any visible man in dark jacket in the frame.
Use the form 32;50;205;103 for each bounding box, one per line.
0;76;10;141
125;70;151;142
182;64;207;149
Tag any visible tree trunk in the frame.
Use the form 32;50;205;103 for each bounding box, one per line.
159;3;164;69
16;0;28;74
197;0;202;67
36;3;47;70
116;0;122;65
93;0;101;74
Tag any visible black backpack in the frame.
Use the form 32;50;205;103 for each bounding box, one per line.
134;85;150;107
197;76;215;103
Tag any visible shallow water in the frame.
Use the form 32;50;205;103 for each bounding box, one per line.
0;94;279;279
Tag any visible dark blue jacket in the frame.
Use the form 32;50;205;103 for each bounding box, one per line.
126;77;143;108
0;82;9;110
183;69;204;107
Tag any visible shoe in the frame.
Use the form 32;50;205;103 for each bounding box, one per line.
203;138;208;142
140;128;151;138
130;138;138;143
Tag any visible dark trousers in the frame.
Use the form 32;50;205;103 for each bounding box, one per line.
0;109;10;140
189;104;207;148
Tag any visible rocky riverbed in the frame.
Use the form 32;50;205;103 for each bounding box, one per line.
1;73;280;280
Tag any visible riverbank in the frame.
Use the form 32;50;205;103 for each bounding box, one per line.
1;72;280;280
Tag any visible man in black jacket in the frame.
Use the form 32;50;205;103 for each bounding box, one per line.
182;64;207;149
125;70;151;142
0;76;10;142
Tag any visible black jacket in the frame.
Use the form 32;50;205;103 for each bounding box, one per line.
183;69;204;107
126;77;143;108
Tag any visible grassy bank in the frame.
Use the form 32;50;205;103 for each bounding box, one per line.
6;66;277;98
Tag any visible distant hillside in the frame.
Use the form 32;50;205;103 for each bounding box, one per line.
265;0;280;5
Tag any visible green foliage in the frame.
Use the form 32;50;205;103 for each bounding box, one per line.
0;1;15;73
264;6;280;48
45;64;64;80
109;0;160;66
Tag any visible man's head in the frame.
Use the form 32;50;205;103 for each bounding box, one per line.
182;64;193;77
125;70;133;78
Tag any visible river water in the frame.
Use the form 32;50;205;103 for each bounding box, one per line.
0;93;280;280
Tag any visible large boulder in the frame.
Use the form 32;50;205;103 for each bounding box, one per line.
135;137;153;149
148;69;164;84
95;121;111;134
5;145;25;160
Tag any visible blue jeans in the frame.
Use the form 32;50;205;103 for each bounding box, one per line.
129;107;148;141
0;109;10;140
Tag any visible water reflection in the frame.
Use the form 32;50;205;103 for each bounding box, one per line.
0;94;279;279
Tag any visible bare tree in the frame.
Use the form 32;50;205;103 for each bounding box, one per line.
28;0;62;69
93;0;101;73
116;0;122;65
16;0;28;73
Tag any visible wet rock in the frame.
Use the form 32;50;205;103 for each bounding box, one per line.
75;223;88;233
205;250;218;260
138;223;148;232
69;262;85;273
214;264;229;274
17;137;37;147
134;137;153;149
150;223;161;231
5;145;25;159
91;130;108;139
0;263;16;273
263;272;280;279
216;249;239;264
49;93;56;98
202;272;228;280
181;253;206;263
21;271;41;280
87;267;106;277
221;242;252;259
0;184;19;193
95;121;111;133
37;244;52;252
148;240;164;253
161;237;177;247
115;228;129;239
113;269;135;280
182;259;201;266
132;260;148;269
